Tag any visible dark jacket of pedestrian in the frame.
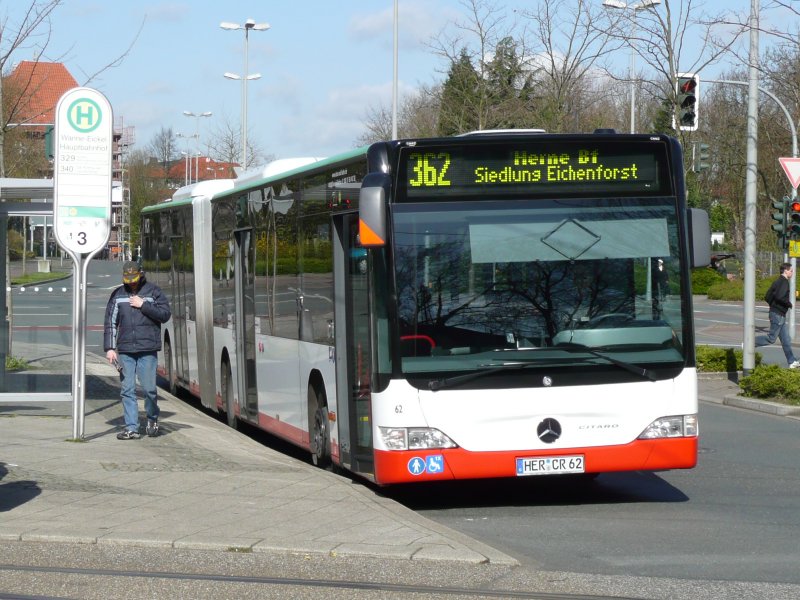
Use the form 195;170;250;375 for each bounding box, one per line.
765;272;793;317
103;277;171;353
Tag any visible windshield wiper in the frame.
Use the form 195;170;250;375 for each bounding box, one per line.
555;342;656;382
428;361;536;391
428;344;657;391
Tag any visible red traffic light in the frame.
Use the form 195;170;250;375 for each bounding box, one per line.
680;78;697;93
791;201;800;212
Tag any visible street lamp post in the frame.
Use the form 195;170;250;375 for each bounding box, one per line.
183;110;212;183
221;17;269;170
603;0;662;133
176;134;193;186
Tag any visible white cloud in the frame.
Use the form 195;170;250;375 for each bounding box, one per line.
348;1;458;51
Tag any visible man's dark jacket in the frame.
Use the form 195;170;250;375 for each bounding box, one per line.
103;278;171;354
765;275;792;317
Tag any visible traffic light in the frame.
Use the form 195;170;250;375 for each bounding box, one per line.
693;142;710;172
675;73;699;131
772;197;788;246
789;198;800;238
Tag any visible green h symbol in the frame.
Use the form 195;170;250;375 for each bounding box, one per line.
74;103;94;126
67;98;102;133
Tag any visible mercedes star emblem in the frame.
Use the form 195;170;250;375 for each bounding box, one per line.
537;418;562;444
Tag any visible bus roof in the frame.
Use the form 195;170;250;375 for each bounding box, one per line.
141;178;236;214
214;145;370;200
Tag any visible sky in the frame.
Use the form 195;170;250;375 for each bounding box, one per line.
4;0;796;164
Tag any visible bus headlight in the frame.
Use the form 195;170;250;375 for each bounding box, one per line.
379;427;458;450
638;414;698;439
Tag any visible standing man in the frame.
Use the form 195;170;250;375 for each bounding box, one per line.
104;261;171;439
761;262;800;369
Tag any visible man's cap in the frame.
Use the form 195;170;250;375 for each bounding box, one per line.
122;261;143;284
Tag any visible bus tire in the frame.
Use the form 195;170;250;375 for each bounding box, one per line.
309;386;331;468
223;360;237;430
163;338;177;395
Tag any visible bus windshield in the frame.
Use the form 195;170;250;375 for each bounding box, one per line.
392;197;686;376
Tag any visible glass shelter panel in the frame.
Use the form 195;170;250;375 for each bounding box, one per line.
0;210;74;399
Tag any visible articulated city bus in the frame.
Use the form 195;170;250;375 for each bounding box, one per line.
141;131;710;485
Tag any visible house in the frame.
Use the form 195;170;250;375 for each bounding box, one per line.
5;60;132;258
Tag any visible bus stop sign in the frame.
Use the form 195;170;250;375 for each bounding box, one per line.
53;87;113;256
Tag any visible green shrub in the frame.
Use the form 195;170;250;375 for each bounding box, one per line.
739;364;800;404
5;356;28;371
695;345;761;372
704;276;772;301
691;267;725;295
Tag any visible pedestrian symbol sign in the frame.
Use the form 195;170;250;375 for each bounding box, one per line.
408;457;425;476
53;87;113;256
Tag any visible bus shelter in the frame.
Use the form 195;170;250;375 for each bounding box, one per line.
0;178;72;402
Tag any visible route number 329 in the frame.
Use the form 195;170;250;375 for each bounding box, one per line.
408;152;451;188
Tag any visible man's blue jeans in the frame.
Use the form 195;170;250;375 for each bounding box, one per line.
119;351;159;433
762;310;797;365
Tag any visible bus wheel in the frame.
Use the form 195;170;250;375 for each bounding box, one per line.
223;361;238;430
309;387;331;468
163;339;177;395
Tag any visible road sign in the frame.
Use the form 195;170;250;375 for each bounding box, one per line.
53;87;113;256
779;157;800;190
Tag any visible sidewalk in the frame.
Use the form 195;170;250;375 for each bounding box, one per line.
0;361;514;565
698;371;800;417
2;371;797;566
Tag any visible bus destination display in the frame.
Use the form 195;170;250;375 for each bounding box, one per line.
401;141;666;199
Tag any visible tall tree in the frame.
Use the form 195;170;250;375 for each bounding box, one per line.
518;0;620;133
600;0;746;150
356;83;440;145
484;36;534;129
438;49;481;135
148;126;177;186
205;113;268;170
428;0;512;131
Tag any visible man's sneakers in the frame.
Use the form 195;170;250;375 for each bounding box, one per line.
790;360;800;369
117;421;159;439
145;420;159;437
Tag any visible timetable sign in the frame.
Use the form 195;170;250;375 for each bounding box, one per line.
53;87;113;255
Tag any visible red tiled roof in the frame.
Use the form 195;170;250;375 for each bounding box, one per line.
6;61;79;126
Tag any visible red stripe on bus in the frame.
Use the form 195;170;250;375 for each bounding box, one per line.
373;437;698;485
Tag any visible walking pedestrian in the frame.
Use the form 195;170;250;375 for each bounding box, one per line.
760;262;800;368
104;261;171;439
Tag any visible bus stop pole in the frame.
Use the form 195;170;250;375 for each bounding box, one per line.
70;249;101;440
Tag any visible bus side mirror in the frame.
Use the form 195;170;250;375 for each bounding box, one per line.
359;172;390;247
687;208;711;268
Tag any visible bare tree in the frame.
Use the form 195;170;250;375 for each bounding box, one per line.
427;0;513;131
148;126;177;185
517;0;621;133
600;0;747;146
0;0;61;176
356;83;441;145
205;112;269;170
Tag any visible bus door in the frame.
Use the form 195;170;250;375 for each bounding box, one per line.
234;228;258;420
170;233;190;387
333;213;374;477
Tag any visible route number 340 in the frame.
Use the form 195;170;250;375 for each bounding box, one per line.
408;152;451;188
